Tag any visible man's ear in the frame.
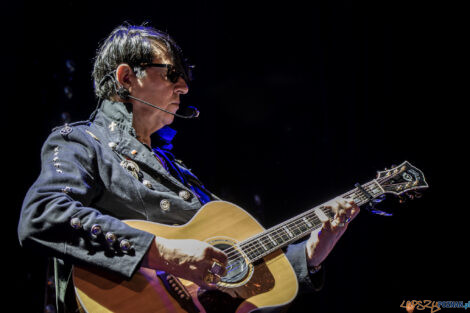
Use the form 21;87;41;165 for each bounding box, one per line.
115;64;135;90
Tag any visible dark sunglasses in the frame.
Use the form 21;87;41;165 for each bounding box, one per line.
140;63;193;83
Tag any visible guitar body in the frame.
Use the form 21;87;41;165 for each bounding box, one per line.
73;201;298;313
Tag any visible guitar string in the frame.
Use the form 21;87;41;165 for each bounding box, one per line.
222;182;378;261
233;193;370;261
228;172;402;264
221;197;368;279
227;180;379;257
222;193;367;265
219;172;413;281
219;175;405;282
220;182;380;267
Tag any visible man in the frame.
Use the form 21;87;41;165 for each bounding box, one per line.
18;23;359;312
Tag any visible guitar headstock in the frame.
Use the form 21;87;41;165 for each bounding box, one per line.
376;161;428;195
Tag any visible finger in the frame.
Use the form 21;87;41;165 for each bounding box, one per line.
206;246;228;266
202;272;220;290
335;208;348;221
346;203;360;222
351;206;360;217
334;206;349;225
330;218;341;230
322;218;333;232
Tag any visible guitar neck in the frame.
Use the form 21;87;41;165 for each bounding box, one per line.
238;179;385;263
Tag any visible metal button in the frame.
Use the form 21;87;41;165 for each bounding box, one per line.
120;239;132;251
62;186;72;194
160;199;170;211
120;160;140;179
70;217;81;229
108;142;117;150
105;232;117;243
143;180;153;189
90;224;102;236
60;124;73;136
178;190;191;201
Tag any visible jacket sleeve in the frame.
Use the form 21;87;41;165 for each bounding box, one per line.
18;127;155;279
285;240;325;293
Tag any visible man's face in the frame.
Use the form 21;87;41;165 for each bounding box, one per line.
130;50;189;129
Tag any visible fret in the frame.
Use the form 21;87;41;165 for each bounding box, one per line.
238;179;386;262
252;243;264;256
273;230;286;244
258;239;268;251
303;217;312;227
262;236;276;250
289;223;303;236
267;234;277;246
283;226;294;238
314;207;329;220
297;220;309;232
306;214;320;226
280;228;289;241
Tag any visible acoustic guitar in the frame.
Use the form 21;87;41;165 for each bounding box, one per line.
73;161;428;313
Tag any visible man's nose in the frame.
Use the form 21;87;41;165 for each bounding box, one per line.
175;76;189;95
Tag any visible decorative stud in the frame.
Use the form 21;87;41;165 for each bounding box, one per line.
105;232;117;244
109;121;117;132
120;159;140;179
120;239;132;251
60;124;73;136
70;217;81;229
178;190;191;201
62;186;72;194
143;180;153;189
90;224;102;236
108;142;117;150
160;199;170;211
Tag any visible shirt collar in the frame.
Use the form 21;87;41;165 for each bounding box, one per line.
153;125;177;151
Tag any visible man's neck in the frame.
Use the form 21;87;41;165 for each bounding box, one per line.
132;112;165;147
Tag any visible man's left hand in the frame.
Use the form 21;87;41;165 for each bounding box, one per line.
306;197;360;268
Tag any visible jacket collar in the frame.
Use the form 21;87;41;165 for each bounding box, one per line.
93;99;177;151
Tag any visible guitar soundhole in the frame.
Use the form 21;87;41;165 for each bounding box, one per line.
211;242;252;287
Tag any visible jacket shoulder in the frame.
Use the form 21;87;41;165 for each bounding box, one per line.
44;121;101;153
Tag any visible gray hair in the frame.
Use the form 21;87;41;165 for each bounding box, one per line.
92;23;188;99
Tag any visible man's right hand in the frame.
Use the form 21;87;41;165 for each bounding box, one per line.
142;237;228;289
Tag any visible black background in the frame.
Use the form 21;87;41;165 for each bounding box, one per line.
3;0;466;312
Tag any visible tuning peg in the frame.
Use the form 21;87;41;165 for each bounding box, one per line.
406;192;414;200
413;191;422;199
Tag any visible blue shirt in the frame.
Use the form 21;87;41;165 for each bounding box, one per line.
153;126;212;204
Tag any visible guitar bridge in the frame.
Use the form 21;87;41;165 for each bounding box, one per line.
156;271;200;313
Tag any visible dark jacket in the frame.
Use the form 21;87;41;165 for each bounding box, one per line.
18;100;323;312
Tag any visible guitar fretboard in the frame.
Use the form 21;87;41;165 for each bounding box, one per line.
237;180;384;262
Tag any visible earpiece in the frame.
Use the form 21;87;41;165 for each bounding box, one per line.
116;86;130;99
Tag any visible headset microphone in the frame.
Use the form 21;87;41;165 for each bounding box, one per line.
117;87;199;119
